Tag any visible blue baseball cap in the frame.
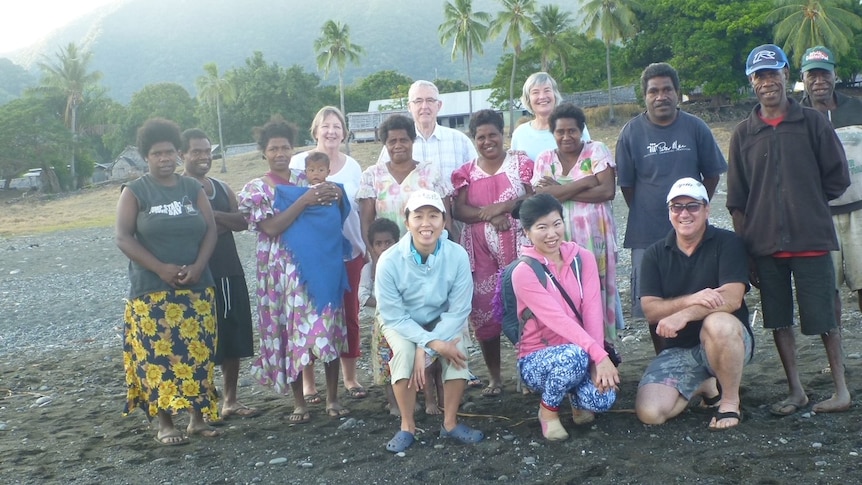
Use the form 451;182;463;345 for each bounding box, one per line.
745;44;789;76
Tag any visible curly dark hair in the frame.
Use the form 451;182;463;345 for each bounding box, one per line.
180;128;210;153
378;114;416;144
367;217;400;244
253;114;298;151
640;62;680;95
468;109;504;138
137;118;181;159
548;103;586;132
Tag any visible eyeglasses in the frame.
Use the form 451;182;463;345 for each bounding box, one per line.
410;98;439;105
668;202;705;214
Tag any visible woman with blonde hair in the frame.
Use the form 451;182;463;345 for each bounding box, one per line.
290;106;368;402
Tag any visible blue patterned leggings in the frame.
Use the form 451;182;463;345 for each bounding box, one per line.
518;344;616;411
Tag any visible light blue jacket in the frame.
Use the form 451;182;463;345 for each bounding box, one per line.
375;231;473;355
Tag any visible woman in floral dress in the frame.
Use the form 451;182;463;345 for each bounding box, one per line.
238;115;349;422
532;103;619;342
452;109;533;397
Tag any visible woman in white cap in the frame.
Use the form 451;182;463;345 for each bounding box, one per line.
375;189;484;453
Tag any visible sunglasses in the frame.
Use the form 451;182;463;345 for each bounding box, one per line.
668;202;705;214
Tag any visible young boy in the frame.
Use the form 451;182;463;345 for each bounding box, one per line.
304;151;330;185
362;219;403;415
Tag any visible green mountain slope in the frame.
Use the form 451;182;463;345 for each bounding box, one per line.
7;0;562;102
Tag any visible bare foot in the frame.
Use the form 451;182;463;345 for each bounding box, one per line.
812;393;851;413
425;403;442;415
385;402;401;417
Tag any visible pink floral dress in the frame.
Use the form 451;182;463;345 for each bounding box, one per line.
532;141;618;341
452;150;533;341
238;173;347;394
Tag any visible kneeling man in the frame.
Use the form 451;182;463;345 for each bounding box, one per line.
635;178;754;430
376;189;484;452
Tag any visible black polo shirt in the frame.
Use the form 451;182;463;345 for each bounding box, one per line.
640;225;751;349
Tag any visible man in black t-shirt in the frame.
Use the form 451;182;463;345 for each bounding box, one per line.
182;129;260;422
635;178;753;431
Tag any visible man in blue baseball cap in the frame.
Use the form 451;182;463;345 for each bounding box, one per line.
727;44;851;417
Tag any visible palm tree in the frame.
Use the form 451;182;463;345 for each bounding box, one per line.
314;20;365;118
490;0;537;135
38;42;102;188
767;0;862;65
196;62;236;173
530;5;574;73
581;0;639;123
439;0;492;115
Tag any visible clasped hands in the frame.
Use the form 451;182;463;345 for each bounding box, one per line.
477;203;511;231
655;288;725;338
408;337;466;390
158;262;204;288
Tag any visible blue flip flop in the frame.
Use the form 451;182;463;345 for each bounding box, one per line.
439;423;484;444
386;430;415;453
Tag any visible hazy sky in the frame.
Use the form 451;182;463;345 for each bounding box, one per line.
0;0;117;54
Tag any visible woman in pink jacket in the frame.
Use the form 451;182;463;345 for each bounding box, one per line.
512;194;618;441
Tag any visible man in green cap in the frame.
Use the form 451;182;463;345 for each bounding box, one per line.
801;46;862;322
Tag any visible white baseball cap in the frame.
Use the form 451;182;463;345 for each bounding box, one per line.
666;177;709;204
405;189;446;213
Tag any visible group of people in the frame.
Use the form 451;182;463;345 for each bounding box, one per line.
116;42;859;451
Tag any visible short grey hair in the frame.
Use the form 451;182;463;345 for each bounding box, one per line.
520;72;563;113
408;80;440;100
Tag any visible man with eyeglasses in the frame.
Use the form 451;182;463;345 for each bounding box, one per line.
635;178;752;430
377;80;477;195
727;44;851;417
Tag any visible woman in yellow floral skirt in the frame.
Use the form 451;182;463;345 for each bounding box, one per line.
116;118;220;445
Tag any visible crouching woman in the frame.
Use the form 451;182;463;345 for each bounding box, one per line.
375;189;484;453
512;194;618;441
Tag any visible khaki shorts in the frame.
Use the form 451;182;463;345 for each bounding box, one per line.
832;211;862;291
382;321;470;383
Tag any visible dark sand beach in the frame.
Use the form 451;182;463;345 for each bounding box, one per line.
2;185;862;485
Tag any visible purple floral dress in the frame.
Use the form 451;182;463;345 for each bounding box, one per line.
238;173;347;394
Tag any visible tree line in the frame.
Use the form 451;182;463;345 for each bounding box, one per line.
1;0;861;191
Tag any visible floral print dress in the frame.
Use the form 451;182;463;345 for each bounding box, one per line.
356;161;450;236
238;173;347;394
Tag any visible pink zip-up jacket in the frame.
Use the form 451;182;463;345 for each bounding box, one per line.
512;241;608;363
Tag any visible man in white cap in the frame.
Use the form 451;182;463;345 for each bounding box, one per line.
727;44;851;417
635;178;753;430
800;46;862;320
375;189;484;452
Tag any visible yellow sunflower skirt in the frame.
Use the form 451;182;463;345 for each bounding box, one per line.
122;287;219;420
